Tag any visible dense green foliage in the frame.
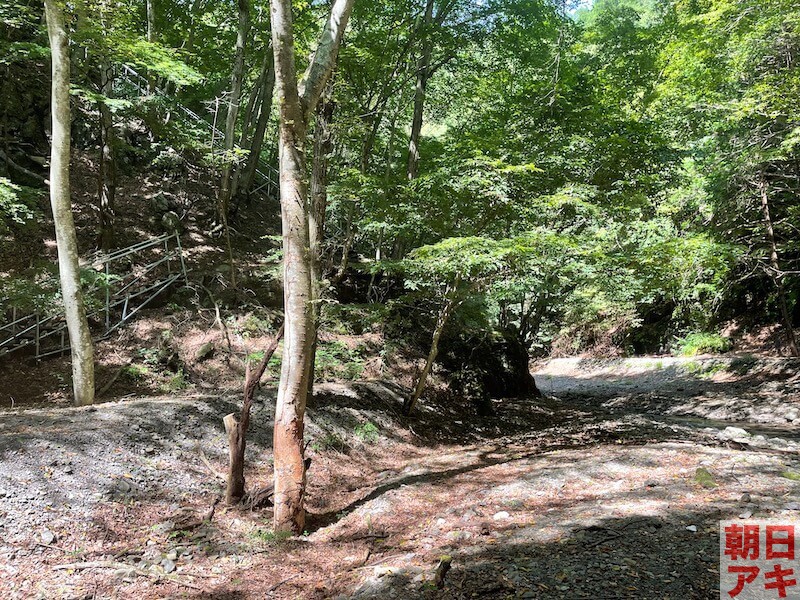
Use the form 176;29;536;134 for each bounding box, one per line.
2;0;799;357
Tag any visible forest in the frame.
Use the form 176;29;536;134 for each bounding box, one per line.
1;0;799;597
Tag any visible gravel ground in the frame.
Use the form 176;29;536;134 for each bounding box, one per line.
0;357;797;599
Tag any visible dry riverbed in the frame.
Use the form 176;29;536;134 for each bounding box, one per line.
0;356;797;598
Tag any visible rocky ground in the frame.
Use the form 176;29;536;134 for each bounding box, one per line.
0;356;798;599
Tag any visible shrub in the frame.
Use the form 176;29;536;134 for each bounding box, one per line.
674;332;731;356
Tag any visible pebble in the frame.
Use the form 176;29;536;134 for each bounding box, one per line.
493;511;510;520
161;558;176;574
40;529;56;544
685;525;697;533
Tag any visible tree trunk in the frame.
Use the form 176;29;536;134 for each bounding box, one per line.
146;0;157;93
240;49;275;199
45;0;95;407
219;0;250;218
97;59;116;250
225;325;284;504
404;295;456;415
307;91;335;399
269;0;353;534
759;177;799;356
406;0;434;181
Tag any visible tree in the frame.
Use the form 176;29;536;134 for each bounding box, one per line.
269;0;354;533
399;236;517;414
219;0;250;219
44;0;95;406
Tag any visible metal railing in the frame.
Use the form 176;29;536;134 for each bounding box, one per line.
0;231;188;360
118;65;279;200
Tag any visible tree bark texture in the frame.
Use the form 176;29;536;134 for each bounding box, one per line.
269;0;353;533
225;325;284;504
45;0;96;406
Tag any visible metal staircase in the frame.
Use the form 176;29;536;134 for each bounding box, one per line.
118;64;279;199
0;232;188;360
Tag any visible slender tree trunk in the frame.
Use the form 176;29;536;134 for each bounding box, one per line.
97;59;116;250
759;177;799;356
225;325;283;504
146;0;157;93
45;0;95;407
219;0;250;218
186;0;204;54
269;0;353;534
331;202;355;285
240;51;275;198
406;0;434;181
404;294;456;415
307;91;335;399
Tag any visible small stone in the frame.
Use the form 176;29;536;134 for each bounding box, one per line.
685;525;697;533
784;502;800;511
114;568;136;581
493;511;510;520
738;511;753;519
645;480;659;488
165;550;178;561
40;529;56;544
740;493;752;505
161;558;176;573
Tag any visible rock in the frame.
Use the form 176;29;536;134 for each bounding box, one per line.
493;511;510;520
40;529;56;544
165;550;178;561
114;568;136;581
161;558;176;574
645;480;659;488
740;493;752;505
784;502;800;511
438;329;542;415
718;427;750;441
196;342;215;362
786;408;799;421
694;467;718;488
738;511;753;519
685;525;697;533
161;211;182;233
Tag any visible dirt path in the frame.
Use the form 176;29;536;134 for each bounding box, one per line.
0;357;798;598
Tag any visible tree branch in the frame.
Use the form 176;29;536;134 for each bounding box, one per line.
298;0;355;122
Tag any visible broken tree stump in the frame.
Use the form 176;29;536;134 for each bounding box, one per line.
224;324;284;505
